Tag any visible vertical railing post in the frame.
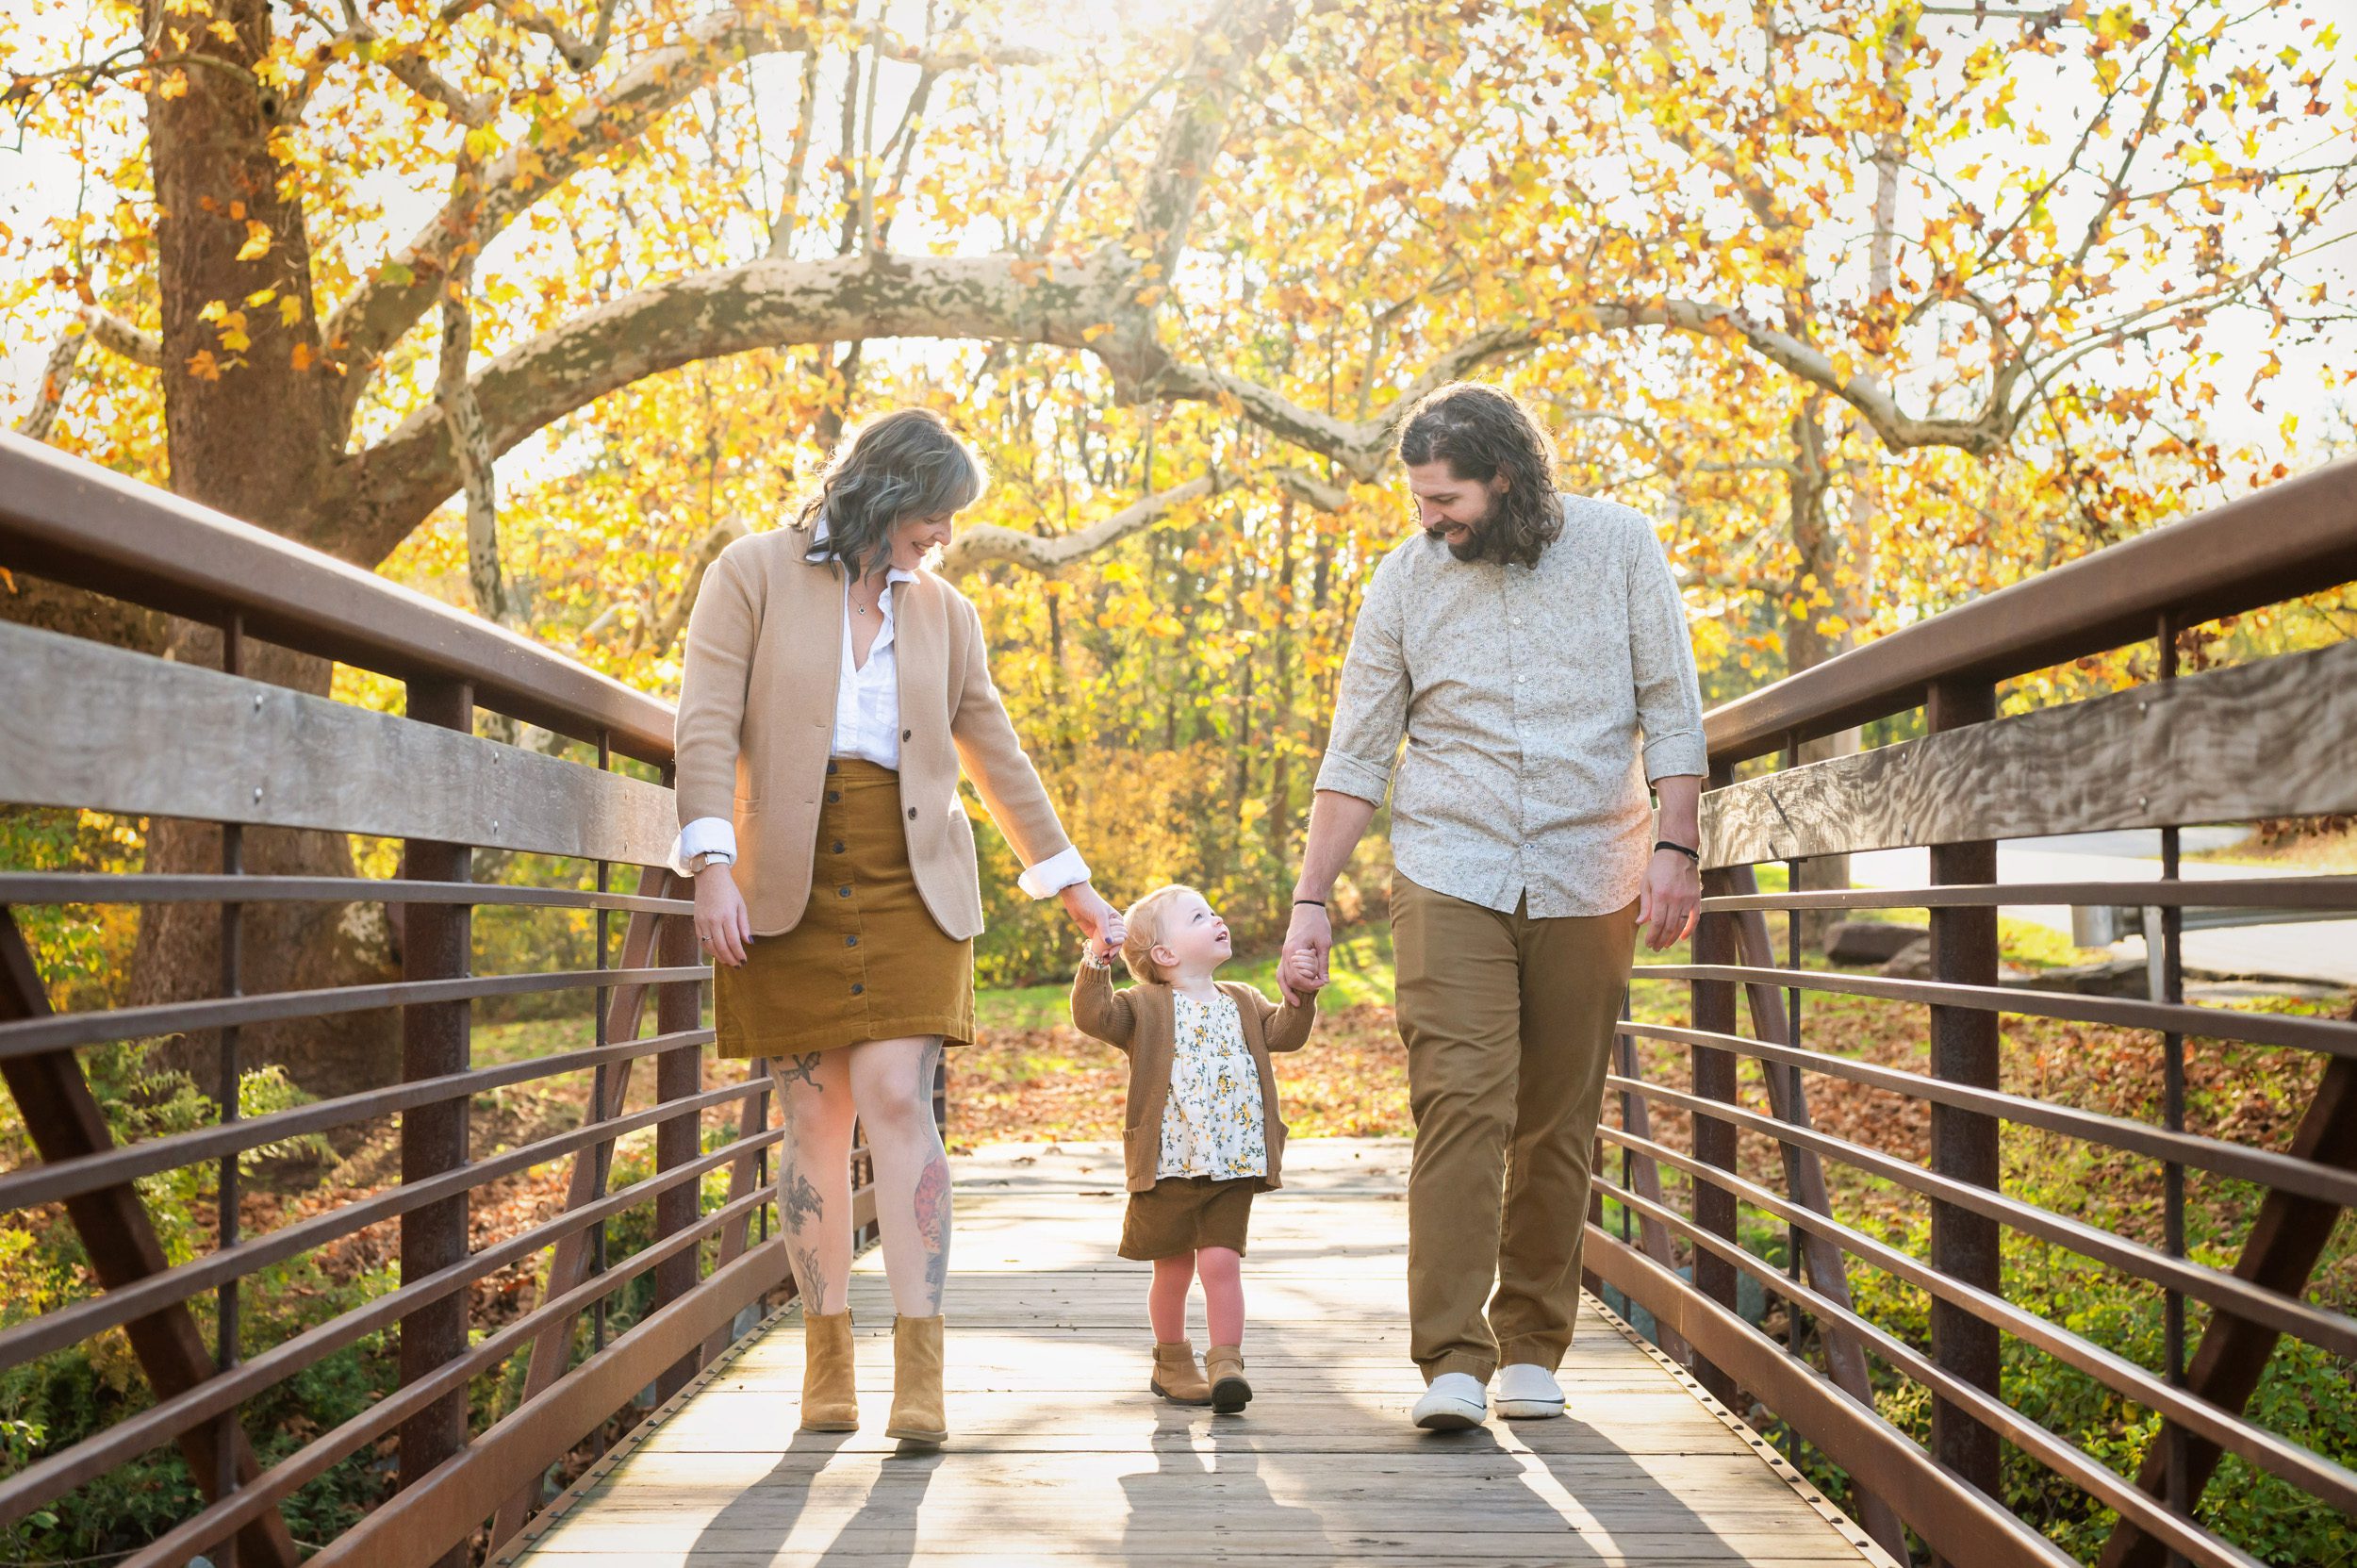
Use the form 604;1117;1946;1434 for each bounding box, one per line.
651;889;704;1402
1925;676;2003;1537
398;677;474;1568
1689;761;1743;1407
213;613;245;1568
2154;615;2190;1568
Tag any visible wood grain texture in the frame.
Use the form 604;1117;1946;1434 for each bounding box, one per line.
1701;639;2357;868
0;620;674;864
499;1142;1888;1568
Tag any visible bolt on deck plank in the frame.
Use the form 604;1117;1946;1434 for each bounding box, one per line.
501;1140;1893;1568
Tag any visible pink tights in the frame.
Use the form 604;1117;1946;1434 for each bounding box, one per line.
1148;1247;1244;1345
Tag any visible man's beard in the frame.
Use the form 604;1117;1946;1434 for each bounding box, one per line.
1425;516;1494;563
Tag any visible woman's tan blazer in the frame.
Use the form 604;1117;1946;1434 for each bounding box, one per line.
673;523;1074;939
1068;963;1317;1193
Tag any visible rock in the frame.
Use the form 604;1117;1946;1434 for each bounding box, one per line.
2003;958;2153;998
1825;920;1929;965
1879;938;1933;980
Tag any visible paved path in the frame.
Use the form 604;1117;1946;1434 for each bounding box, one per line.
1850;831;2357;988
501;1141;1890;1568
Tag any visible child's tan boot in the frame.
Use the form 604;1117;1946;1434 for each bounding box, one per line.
1150;1340;1211;1405
799;1311;859;1432
1206;1344;1251;1414
885;1314;949;1446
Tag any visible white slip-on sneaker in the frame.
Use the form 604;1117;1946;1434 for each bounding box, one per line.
1496;1362;1566;1420
1412;1372;1489;1431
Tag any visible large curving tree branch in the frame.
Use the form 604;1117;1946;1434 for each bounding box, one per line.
937;472;1224;575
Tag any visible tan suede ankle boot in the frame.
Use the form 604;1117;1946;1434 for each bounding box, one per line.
1149;1340;1211;1406
885;1314;948;1446
799;1311;859;1432
1206;1344;1250;1414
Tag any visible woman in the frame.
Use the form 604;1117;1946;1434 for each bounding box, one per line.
670;408;1118;1447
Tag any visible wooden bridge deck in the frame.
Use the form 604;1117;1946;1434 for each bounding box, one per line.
500;1141;1893;1568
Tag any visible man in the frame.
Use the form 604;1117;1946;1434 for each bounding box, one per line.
1281;382;1705;1430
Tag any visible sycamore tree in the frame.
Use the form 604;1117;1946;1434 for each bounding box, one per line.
6;0;2349;1088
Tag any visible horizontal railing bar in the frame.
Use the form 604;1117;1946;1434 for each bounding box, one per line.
0;1027;708;1213
1698;878;2357;914
0;433;677;764
0;1061;735;1368
1619;1017;2357;1210
0;873;691;915
1703;454;2357;763
111;1184;776;1568
0;1121;781;1525
1601;1067;2357;1360
1586;1191;2275;1568
1593;1125;2357;1514
0;965;706;1062
1633;963;2357;1059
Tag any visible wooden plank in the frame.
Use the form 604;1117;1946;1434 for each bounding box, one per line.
1701;637;2357;867
0;619;675;864
0;431;675;763
502;1143;1886;1568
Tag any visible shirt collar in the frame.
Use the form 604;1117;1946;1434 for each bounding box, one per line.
807;514;918;585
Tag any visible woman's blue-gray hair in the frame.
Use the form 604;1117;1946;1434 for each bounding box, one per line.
798;408;988;579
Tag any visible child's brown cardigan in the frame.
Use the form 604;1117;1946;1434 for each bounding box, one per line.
1068;962;1316;1194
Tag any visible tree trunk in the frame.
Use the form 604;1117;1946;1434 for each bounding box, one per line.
125;0;402;1099
1782;397;1864;949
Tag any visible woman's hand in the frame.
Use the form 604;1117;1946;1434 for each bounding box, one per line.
1637;848;1701;952
1058;881;1120;959
694;863;752;966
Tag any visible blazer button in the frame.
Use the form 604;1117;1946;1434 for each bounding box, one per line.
901;728;913;741
906;807;917;820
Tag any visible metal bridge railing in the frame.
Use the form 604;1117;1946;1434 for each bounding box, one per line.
0;431;883;1566
1590;455;2357;1568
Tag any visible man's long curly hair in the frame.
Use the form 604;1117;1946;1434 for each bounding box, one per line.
797;407;988;579
1395;383;1564;569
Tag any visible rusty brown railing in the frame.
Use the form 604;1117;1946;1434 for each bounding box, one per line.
0;432;899;1565
1591;455;2357;1567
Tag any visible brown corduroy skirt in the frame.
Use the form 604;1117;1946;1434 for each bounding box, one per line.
713;758;974;1059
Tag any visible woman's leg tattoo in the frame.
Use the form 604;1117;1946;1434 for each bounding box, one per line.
848;1035;953;1318
912;1039;951;1311
771;1051;855;1316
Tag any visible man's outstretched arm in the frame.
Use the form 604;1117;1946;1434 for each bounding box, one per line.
1283;789;1378;1003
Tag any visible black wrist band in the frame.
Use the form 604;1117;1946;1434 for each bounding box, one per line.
1655;840;1701;863
1294;899;1326;908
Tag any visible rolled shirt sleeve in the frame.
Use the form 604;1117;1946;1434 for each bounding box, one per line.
1312;554;1410;805
1015;843;1092;899
665;816;737;878
1627;521;1706;782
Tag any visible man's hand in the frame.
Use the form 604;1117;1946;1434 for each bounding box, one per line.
1637;849;1701;951
1279;902;1333;1006
1059;881;1119;957
693;864;752;967
1279;945;1325;1003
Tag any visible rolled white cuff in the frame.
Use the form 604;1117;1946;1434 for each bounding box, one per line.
667;816;738;877
1016;844;1092;900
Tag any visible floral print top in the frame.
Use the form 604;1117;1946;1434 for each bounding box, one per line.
1156;991;1269;1180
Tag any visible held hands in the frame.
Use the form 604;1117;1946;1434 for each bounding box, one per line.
1059;881;1123;963
1637;847;1701;951
1278;901;1333;1006
693;862;752;966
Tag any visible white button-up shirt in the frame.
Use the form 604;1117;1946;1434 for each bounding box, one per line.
1314;495;1706;917
667;521;1089;898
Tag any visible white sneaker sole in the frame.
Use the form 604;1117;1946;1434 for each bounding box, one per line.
1496;1396;1566;1420
1412;1396;1488;1431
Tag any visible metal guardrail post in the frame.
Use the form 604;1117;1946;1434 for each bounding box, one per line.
651;890;704;1403
1689;764;1744;1407
397;677;474;1568
1926;676;2003;1543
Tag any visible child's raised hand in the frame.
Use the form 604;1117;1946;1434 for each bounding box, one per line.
1094;908;1128;965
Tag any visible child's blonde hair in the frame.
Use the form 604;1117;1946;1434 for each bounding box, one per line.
1120;884;1199;985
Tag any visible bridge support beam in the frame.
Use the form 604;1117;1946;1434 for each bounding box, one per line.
1926;677;2003;1550
398;677;474;1568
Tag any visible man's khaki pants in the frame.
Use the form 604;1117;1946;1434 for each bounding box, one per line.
1392;873;1639;1384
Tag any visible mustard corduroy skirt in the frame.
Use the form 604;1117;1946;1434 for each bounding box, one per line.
713;758;974;1059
